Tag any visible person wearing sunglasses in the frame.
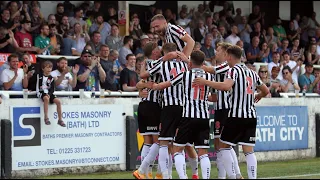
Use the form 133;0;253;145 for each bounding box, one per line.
258;66;271;97
280;66;300;93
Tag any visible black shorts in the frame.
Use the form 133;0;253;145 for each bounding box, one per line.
220;117;257;147
137;101;161;135
213;109;229;138
174;118;210;149
39;93;57;104
159;105;183;141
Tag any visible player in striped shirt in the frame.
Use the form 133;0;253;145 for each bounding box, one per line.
194;45;269;179
204;42;243;179
152;50;213;179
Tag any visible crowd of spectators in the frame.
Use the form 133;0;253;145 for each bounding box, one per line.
0;1;320;100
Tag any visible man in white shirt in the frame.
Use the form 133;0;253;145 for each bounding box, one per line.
50;57;79;91
279;51;302;82
1;54;29;91
268;52;281;76
225;25;240;45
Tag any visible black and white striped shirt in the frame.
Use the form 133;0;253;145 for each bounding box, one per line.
149;59;188;107
226;64;263;118
142;59;163;104
165;23;187;52
171;68;214;119
214;61;230;110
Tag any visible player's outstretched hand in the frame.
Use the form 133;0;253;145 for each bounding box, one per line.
254;94;262;103
138;89;148;98
193;77;206;86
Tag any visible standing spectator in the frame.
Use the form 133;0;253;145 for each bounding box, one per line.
225;25;240;45
119;36;133;68
280;66;300;93
281;51;302;82
238;16;252;50
135;35;149;55
62;35;77;56
313;68;320;94
0;54;28;91
204;15;214;33
86;31;102;55
250;22;265;46
193;19;206;44
89;13;111;44
47;14;57;26
218;15;230;33
233;8;242;26
58;15;70;37
73;22;90;55
14;19;40;53
75;49;106;91
212;12;219;27
0;27;19;53
104;5;118;25
293;13;300;30
246;36;261;63
100;46;119;91
51;57;79;91
298;62;320;93
248;5;265;27
265;27;280;46
164;9;176;25
200;34;215;64
105;23;123;51
63;1;76;17
109;49;122;89
236;40;247;63
260;42;270;63
0;9;16;31
277;39;290;55
55;3;65;24
89;1;102;18
30;6;44;39
287;21;301;44
129;15;144;41
273;18;287;42
309;12;320;38
49;24;64;55
306;43;320;65
34;24;52;55
290;38;305;62
120;54;139;92
269;66;281;97
69;7;87;33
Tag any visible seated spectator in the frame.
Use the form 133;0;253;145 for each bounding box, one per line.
119;36;134;68
21;53;37;91
218;25;228;39
51;57;79;91
281;52;302;82
129;15;143;41
193;19;206;44
135;56;146;76
290;38;305;62
272;18;287;42
55;3;65;24
280;66;300;93
74;49;106;91
69;7;87;34
135;35;149;55
72;22;90;54
298;62;320;93
260;42;270;63
0;54;28;91
277;39;290;55
34;24;52;55
86;31;102;55
313;68;320;94
177;10;191;28
268;51;281;76
58;15;71;38
250;22;265;47
211;27;224;49
0;26;18;53
225;25;240;45
293;13;300;30
267;42;280;62
218;15;230;33
120;54;139;92
246;36;261;63
193;42;201;51
200;34;215;65
287;21;301;44
238;16;252;50
62;35;77;56
265;27;280;46
106;23;123;51
270;66;281;97
100;47;121;91
89;13;111;44
236;40;247;63
14;19;40;54
47;14;57;26
104;5;118;25
0;9;17;31
306;43;320;65
48;24;63;55
258;66;271;97
30;6;44;39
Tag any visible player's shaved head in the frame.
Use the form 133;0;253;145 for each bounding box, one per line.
151;14;166;22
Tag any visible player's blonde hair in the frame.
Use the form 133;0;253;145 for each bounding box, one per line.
151;14;166;22
217;42;233;51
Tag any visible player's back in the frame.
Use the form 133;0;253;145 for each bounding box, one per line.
214;61;230;110
228;64;262;118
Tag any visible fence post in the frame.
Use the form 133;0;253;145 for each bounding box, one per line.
126;116;139;171
316;114;320;157
1;119;12;179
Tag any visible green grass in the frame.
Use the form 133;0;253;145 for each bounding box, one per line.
38;158;320;179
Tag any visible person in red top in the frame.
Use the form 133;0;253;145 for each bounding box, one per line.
15;19;40;54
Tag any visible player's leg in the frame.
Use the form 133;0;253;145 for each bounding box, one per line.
185;144;199;179
214;110;227;179
238;118;258;179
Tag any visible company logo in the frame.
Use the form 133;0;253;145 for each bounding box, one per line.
12;107;41;147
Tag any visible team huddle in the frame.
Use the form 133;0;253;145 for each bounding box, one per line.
133;14;269;179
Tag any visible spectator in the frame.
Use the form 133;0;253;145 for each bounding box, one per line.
313;68;320;94
293;13;300;30
0;9;16;31
100;47;121;91
58;15;71;38
55;3;65;24
265;27;280;46
309;12;320;38
69;7;87;33
7;1;19;22
277;39;290;55
306;43;320;65
290;38;305;62
75;49;106;91
0;54;28;91
258;66;271;97
119;36;133;68
129;15;143;41
120;54;139;92
218;15;230;33
201;34;215;65
250;22;265;47
30;6;44;39
273;18;287;41
238;16;252;50
89;1;102;18
135;56;145;76
236;40;247;63
34;24;52;55
109;49;122;89
268;51;281;76
47;14;57;26
105;23;123;52
298;62;320;93
233;8;242;26
193;19;206;44
62;35;77;56
63;1;76;17
225;9;235;26
218;2;229;17
135;35;149;55
205;14;214;33
84;10;94;31
218;25;228;39
73;22;90;55
270;66;281;95
248;5;265;27
49;24;63;55
211;27;223;49
287;21;301;44
280;66;300;93
21;53;38;91
51;57;79;91
104;5;118;25
281;51;302;82
212;12;219;27
246;36;261;63
14;19;39;53
225;25;240;45
89;13;111;44
0;27;18;53
164;9;176;25
177;10;191;28
193;42;201;51
260;42;270;63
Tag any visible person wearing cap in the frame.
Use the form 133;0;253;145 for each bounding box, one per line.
74;49;106;91
89;13;111;44
298;62;320;93
14;19;40;53
134;35;149;55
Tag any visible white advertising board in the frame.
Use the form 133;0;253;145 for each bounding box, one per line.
10;104;125;170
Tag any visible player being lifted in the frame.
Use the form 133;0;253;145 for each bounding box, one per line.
193;45;269;179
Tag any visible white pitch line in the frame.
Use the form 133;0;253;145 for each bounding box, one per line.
260;173;320;179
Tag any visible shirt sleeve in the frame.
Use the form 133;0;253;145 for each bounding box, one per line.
226;67;238;82
34;37;40;48
254;71;263;87
148;61;163;76
120;69;129;86
170;72;184;86
0;70;9;83
214;62;230;74
169;24;187;39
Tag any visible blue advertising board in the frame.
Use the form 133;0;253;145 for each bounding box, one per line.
255;106;308;152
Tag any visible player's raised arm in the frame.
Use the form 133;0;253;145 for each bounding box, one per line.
153;72;184;90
